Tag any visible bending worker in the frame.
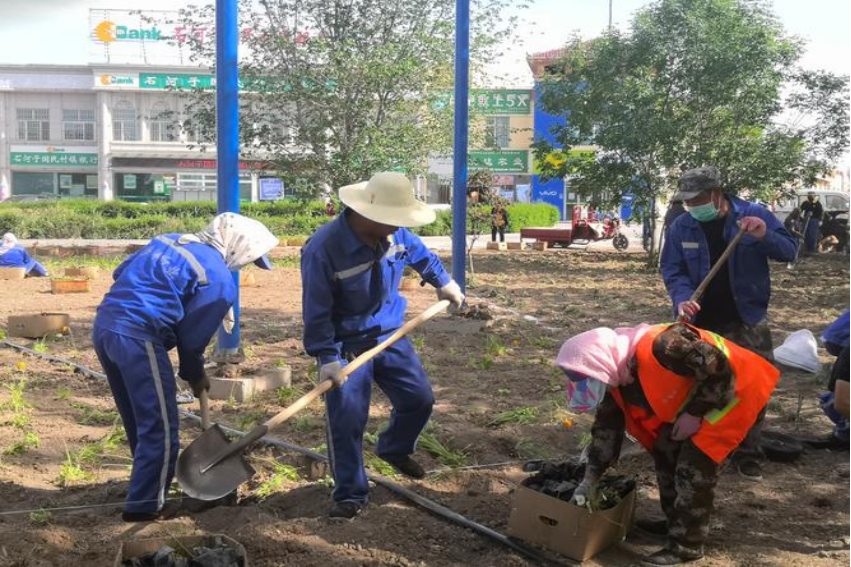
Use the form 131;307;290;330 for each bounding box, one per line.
301;172;464;520
661;166;796;479
557;322;779;566
92;213;278;522
0;233;48;277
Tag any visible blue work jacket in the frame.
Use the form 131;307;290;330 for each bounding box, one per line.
660;195;798;325
93;234;235;382
301;212;451;365
823;310;850;351
0;245;40;273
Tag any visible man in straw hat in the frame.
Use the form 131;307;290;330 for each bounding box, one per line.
300;172;464;520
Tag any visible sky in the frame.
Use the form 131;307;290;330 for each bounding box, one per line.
0;0;848;163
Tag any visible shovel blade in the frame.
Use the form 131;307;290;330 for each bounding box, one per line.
176;424;255;501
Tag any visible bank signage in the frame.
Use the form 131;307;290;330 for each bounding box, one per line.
111;157;269;170
10;145;98;167
94;73;139;89
469;150;529;173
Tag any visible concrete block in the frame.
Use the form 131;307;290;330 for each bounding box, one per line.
207;366;292;402
507;242;522;250
486;241;507;251
532;241;549;251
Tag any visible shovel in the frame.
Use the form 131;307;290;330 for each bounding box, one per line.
678;224;746;322
176;299;451;501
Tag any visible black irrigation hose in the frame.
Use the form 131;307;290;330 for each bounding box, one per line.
1;339;564;566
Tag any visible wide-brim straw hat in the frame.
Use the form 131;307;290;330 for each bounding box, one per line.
339;172;436;228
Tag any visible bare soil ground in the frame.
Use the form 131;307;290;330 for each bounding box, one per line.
0;248;847;566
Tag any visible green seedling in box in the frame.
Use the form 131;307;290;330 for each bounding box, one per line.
28;510;52;526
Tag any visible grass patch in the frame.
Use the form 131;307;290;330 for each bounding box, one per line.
76;427;129;465
56;452;95;487
292;416;315;433
418;429;468;468
486;335;507;357
253;458;301;500
365;453;400;477
410;336;425;351
72;403;119;426
489;406;538;427
515;438;551;460
10;412;32;430
474;355;494;371
276;386;304;405
55;387;72;401
533;336;555;349
3;431;41;456
235;411;267;431
2;379;32;413
28;510;52;525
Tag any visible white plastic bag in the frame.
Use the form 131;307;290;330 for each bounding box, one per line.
773;329;821;373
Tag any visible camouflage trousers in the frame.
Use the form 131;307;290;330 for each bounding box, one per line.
705;319;774;462
652;424;720;551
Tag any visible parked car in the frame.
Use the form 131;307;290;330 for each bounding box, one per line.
772;189;850;222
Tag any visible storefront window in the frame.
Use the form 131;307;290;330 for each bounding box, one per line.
12;172;55;197
174;172;252;202
57;173;98;198
115;173;171;202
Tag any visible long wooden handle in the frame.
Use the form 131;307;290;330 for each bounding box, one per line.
199;390;210;430
688;224;747;304
262;300;451;432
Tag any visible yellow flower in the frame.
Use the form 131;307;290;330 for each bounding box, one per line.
15;361;27;372
561;418;574;429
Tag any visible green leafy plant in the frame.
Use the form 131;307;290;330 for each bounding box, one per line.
475;355;494;371
32;340;49;354
293;416;314;433
489;406;538;427
29;510;52;526
3;431;41;456
533;336;555;349
72;403;119;426
365;453;400;477
496;388;511;396
254;458;301;499
55;387;72;401
410;335;425;351
3;379;31;413
235;411;266;432
57;452;94;487
276;386;304;405
486;335;507;357
10;412;32;430
418;430;468;468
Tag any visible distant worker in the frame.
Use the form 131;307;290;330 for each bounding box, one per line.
806;310;850;451
660;166;797;480
557;322;779;566
799;192;824;254
301;172;464;520
92;213;278;522
491;202;509;243
326;200;337;217
0;233;48;277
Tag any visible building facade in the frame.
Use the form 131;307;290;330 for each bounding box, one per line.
0;64;283;203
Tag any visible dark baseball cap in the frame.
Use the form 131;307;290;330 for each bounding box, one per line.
673;166;722;201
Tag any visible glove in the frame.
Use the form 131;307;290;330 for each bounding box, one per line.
190;372;211;398
671;412;702;441
739;217;767;240
436;279;465;308
571;478;597;507
677;300;701;320
319;360;347;388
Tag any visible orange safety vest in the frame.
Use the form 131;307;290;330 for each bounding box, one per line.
610;323;780;464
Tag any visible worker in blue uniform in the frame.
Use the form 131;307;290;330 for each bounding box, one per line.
0;233;48;277
301;172;465;520
92;213;278;522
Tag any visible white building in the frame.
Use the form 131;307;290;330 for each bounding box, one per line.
0;63;281;203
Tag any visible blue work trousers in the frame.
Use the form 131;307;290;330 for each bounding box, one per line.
92;327;179;514
323;337;434;505
805;219;820;253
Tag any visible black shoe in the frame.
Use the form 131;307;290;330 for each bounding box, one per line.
805;434;849;451
634;518;668;536
329;501;363;520
380;455;425;479
640;545;703;566
737;459;763;481
121;510;159;523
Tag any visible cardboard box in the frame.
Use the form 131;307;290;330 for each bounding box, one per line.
51;278;91;294
240;271;257;287
508;483;636;561
486;241;507;251
0;267;26;280
114;534;247;567
8;313;71;339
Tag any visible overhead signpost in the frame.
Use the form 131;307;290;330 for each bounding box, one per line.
215;0;242;357
452;0;470;294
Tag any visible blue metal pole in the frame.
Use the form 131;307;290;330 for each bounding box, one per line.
215;0;241;354
452;0;470;293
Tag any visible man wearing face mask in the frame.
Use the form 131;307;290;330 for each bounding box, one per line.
660;166;797;480
799;191;824;254
557;322;779;566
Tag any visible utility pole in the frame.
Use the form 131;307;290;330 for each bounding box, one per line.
608;0;613;30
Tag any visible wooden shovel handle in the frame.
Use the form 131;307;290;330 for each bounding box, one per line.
679;224;747;322
262;300;451;432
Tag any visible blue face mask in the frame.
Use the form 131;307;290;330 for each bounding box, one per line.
686;196;719;222
565;371;608;413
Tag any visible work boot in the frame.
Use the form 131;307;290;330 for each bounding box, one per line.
640;544;703;566
380;455;426;479
805;434;849;451
634;517;668;536
121;510;159;523
329;501;363;520
736;459;763;481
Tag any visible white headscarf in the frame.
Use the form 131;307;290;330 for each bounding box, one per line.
0;233;18;255
179;213;278;271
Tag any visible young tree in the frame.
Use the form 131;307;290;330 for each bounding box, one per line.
175;0;520;196
533;0;849;258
